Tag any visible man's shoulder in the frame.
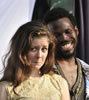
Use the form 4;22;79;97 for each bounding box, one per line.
76;58;89;67
76;58;89;99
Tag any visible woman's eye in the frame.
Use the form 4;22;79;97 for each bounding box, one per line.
42;48;48;52
30;48;37;52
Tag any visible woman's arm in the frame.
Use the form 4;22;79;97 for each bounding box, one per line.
60;77;70;100
0;83;8;100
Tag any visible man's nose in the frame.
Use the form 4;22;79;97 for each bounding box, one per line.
62;33;69;40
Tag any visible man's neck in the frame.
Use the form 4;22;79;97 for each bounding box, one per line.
57;57;78;88
57;57;77;68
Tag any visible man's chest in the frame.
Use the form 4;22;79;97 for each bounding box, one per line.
63;69;77;88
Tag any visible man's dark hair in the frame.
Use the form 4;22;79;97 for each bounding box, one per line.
44;7;77;27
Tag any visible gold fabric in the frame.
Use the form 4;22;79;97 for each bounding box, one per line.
2;74;61;100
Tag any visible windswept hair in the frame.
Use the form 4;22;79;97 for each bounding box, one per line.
0;21;55;92
44;7;77;27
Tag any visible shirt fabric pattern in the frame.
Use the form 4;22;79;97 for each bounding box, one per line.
53;58;85;100
0;74;61;100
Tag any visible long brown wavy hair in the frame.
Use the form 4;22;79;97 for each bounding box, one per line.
0;21;55;93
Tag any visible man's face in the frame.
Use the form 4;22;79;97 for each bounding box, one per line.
48;18;78;60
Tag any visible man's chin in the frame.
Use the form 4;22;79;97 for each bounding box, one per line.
56;51;75;60
63;53;74;59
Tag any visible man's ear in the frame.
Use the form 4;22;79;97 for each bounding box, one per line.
74;26;79;36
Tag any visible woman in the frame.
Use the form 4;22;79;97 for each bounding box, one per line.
0;21;70;100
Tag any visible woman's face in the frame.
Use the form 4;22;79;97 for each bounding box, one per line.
26;36;49;71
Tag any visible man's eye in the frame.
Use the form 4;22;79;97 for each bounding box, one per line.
55;32;61;38
65;30;73;34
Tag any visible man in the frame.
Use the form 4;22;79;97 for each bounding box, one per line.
43;7;89;100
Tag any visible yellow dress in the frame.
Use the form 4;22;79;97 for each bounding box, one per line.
2;74;62;100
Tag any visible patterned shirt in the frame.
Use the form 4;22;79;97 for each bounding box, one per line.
53;58;85;100
0;74;62;100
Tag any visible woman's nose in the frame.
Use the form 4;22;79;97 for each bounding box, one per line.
37;50;42;58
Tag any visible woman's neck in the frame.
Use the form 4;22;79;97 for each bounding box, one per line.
30;69;41;78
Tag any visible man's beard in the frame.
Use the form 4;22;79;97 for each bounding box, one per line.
55;45;76;60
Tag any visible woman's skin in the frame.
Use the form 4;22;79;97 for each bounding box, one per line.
26;36;49;77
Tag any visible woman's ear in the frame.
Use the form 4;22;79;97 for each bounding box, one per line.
74;26;79;36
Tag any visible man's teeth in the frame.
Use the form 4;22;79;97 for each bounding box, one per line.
62;43;72;48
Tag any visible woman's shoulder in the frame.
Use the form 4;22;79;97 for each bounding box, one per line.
0;81;7;91
45;74;68;87
0;81;12;86
48;73;65;80
0;81;13;91
43;73;65;84
0;81;10;100
52;74;68;85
